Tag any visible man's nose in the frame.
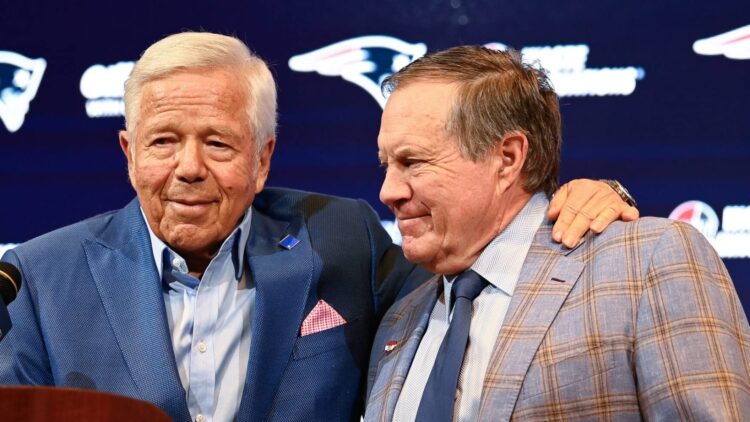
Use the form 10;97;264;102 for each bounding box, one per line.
174;140;208;183
379;166;411;207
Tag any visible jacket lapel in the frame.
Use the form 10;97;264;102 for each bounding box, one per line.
237;208;316;422
478;224;584;422
366;277;441;421
82;199;190;421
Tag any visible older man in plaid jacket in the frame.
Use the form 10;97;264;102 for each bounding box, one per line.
365;45;750;421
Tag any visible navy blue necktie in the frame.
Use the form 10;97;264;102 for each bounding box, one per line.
416;269;488;422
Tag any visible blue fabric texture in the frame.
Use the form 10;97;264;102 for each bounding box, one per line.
0;188;432;421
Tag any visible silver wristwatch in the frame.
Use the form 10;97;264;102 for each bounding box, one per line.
600;179;637;207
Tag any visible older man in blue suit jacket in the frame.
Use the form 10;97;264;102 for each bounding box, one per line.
366;46;750;421
0;33;635;421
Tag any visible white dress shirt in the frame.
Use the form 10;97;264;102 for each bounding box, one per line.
393;193;548;422
144;209;255;422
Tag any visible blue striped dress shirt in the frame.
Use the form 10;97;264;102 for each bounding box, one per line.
144;209;255;422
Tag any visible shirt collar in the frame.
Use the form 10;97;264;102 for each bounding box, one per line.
142;207;253;281
442;192;548;305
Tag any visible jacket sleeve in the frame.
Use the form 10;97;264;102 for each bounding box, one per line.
0;249;54;386
635;221;750;420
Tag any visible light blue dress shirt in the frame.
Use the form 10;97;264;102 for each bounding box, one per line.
144;209;255;422
393;193;549;422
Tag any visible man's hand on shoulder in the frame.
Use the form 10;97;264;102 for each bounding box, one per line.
548;179;640;248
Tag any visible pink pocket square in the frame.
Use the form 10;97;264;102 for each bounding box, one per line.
300;300;347;336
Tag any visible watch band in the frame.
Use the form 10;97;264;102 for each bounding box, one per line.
600;179;637;208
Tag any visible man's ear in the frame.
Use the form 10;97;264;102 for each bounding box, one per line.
119;130;136;187
493;131;528;185
254;137;276;193
118;130;140;188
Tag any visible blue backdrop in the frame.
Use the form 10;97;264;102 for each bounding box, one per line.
1;0;748;306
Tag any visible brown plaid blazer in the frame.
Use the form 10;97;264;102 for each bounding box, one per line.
365;217;750;421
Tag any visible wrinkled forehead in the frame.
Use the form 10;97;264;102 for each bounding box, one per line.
379;81;457;143
142;69;243;100
137;71;248;121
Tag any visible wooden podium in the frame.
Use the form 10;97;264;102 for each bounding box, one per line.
0;386;172;421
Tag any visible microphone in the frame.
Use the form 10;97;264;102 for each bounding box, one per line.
0;262;22;341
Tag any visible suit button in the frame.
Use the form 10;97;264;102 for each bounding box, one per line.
197;341;207;353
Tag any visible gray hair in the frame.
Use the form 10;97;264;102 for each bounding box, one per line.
382;45;561;196
123;32;277;153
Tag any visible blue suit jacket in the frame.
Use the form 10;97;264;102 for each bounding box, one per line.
366;218;750;421
0;188;430;421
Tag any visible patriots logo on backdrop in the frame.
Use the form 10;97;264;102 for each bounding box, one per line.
290;36;644;106
0;51;47;132
693;24;750;60
288;35;427;107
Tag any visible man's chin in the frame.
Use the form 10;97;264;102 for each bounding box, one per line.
161;225;219;255
401;236;434;267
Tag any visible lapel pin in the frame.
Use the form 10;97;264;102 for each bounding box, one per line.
279;234;301;250
384;340;398;353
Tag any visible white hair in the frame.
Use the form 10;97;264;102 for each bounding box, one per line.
123;32;277;153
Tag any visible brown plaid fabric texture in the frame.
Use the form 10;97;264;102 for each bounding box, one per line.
366;217;750;421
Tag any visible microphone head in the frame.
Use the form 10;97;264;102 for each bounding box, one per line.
0;262;22;305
